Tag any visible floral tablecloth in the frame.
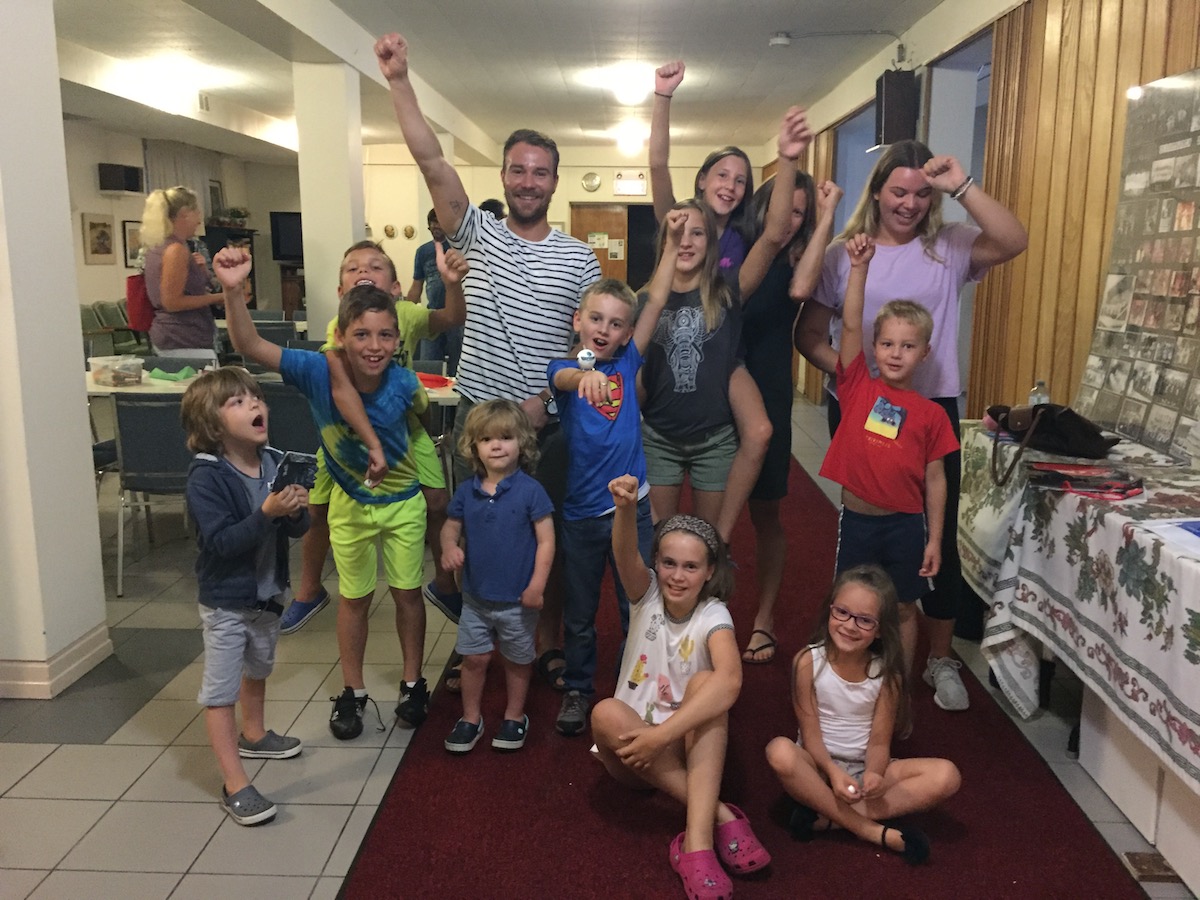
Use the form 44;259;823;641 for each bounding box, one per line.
958;421;1200;794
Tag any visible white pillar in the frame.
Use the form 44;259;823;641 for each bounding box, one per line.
0;5;111;697
293;62;366;331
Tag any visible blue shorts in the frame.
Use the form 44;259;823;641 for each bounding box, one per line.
455;592;539;664
197;604;281;707
834;508;932;604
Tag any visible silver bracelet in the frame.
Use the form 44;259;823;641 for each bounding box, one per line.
950;176;974;201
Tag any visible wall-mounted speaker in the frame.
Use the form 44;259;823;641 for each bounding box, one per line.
875;70;919;146
98;163;144;194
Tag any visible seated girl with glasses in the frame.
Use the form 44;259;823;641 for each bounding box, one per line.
765;565;961;864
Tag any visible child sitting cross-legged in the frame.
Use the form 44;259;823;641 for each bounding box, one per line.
182;367;310;826
593;475;771;899
439;400;555;752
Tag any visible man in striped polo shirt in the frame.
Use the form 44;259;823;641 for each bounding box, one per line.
377;31;601;692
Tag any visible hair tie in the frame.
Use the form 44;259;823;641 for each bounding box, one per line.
660;514;720;558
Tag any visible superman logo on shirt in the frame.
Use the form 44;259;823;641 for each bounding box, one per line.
592;373;624;421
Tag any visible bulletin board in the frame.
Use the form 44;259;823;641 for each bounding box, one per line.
1076;69;1200;462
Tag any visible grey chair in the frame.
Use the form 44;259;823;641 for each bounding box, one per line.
249;309;285;322
112;394;193;596
94;300;150;355
286;339;325;352
81;305;116;360
260;380;321;454
141;356;210;374
256;322;298;348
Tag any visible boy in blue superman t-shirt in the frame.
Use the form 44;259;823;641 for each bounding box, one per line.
546;208;684;737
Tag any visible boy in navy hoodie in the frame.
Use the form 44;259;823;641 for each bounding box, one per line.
182;367;310;826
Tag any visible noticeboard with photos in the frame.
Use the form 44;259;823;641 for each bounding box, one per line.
1076;69;1200;462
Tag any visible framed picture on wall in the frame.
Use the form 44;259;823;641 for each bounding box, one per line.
122;220;142;268
208;179;225;217
82;213;116;265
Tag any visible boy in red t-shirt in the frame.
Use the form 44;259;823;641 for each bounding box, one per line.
818;234;959;680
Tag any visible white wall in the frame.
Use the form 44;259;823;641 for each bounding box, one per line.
64;120;145;304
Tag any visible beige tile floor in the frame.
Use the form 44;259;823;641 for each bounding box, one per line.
0;397;1191;899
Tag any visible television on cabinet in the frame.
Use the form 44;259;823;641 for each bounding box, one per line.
270;211;303;263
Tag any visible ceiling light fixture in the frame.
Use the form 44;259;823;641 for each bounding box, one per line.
577;62;656;106
769;29;908;65
769;32;792;48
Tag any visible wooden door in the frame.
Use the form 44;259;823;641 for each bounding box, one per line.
570;204;627;282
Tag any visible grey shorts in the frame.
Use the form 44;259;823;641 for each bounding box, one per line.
642;422;738;491
197;604;281;707
455;592;539;664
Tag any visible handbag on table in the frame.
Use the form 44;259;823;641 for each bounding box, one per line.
987;403;1119;485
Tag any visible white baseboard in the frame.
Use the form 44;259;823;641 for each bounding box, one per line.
0;625;114;698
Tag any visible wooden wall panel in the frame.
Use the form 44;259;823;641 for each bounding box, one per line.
800;129;837;403
969;0;1200;416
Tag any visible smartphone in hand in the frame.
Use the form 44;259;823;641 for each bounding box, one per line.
270;451;318;492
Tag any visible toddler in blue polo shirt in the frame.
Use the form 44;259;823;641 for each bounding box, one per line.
439;400;555;753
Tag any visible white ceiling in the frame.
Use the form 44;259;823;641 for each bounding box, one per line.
53;0;952;165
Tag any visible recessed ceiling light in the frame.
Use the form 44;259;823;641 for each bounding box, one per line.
577;62;655;106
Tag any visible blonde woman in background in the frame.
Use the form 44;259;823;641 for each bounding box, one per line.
141;186;222;360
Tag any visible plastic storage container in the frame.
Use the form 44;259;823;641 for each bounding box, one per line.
89;355;144;386
1028;379;1050;405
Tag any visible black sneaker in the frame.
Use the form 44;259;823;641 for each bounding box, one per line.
329;687;366;740
556;690;589;736
396;678;430;728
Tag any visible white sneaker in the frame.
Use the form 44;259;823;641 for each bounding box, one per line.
923;656;969;711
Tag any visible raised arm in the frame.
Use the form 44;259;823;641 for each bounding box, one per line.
159;242;221;312
632;208;686;352
921;155;1027;271
375;33;471;235
839;234;874;369
609;475;651;601
649;61;685;222
426;243;468;334
739;106;811;299
214;247;281;370
789;180;843;301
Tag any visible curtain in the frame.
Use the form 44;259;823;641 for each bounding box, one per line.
142;140;224;218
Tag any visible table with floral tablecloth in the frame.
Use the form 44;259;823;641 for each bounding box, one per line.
958;421;1200;793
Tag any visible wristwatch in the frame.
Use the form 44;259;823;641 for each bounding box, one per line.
542;393;559;417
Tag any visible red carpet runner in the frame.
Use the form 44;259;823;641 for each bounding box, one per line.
343;461;1143;898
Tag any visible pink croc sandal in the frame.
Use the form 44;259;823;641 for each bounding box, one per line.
715;804;772;874
669;832;733;900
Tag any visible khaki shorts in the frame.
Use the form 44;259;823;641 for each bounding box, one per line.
642;421;738;492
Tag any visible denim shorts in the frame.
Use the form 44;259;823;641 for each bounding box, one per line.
455;592;539;664
642;422;738;491
197;604;281;707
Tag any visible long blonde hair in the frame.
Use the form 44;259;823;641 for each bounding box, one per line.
140;186;199;249
839;141;945;262
655;199;732;332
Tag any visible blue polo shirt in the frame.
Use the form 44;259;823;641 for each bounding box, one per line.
447;469;553;603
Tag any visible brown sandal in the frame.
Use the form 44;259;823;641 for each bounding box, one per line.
742;629;777;664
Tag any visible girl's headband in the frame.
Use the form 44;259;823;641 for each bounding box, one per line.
660;514;720;558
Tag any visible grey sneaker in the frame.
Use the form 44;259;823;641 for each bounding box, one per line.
444;717;483;753
238;730;302;759
221;784;276;826
491;715;529;751
923;656;969;711
556;690;589;736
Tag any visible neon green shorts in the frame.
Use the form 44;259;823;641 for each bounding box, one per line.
328;486;427;599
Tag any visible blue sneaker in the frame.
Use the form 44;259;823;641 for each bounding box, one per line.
279;588;329;635
491;715;529;751
422;581;462;624
444;717;483;753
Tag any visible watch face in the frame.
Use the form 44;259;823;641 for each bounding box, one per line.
544;395;559;416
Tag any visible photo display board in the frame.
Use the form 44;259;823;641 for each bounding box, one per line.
1076;69;1200;462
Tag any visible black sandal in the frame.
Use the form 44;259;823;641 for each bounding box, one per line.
881;824;930;865
535;649;567;692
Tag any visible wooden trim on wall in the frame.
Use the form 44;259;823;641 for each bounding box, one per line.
969;0;1200;416
799;129;837;404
